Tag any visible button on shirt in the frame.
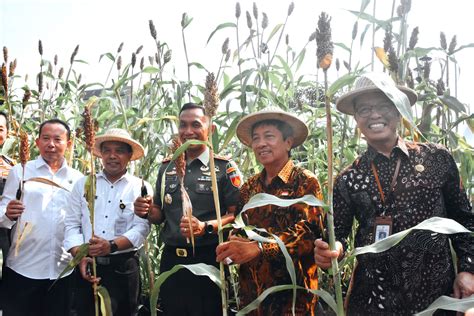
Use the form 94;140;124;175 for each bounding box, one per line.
0;157;83;280
64;172;151;253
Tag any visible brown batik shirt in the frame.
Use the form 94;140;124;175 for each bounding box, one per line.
334;138;473;315
237;160;324;316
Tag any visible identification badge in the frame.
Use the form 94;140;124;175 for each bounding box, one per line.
115;218;128;235
374;216;392;242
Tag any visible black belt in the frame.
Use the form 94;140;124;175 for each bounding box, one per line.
96;251;137;266
164;244;216;258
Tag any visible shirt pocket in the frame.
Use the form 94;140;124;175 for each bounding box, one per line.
195;181;212;194
164;176;179;194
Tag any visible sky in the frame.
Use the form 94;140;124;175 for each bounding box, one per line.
0;0;473;141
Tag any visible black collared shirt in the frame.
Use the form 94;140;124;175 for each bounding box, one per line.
154;154;241;247
334;138;473;315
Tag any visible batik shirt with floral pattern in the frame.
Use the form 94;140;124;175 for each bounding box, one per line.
237;160;324;316
334;138;473;315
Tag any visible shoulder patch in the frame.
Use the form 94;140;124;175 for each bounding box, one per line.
161;156;173;163
226;160;243;188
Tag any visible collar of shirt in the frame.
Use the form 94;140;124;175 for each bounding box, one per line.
366;137;410;165
186;147;210;166
35;156;68;174
96;170;132;185
259;159;294;185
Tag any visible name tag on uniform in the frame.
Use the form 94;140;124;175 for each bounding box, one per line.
374;216;392;242
115;218;128;236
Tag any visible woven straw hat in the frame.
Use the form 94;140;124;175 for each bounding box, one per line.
336;72;417;115
236;107;308;148
93;128;145;161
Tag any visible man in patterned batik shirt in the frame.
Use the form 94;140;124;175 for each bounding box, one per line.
217;108;324;316
314;73;474;315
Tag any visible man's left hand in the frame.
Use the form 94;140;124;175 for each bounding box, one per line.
216;235;261;265
453;271;474;298
88;235;111;257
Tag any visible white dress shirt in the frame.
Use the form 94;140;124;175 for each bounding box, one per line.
0;157;83;280
64;172;151;254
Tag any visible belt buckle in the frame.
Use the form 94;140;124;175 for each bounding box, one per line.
96;257;110;265
175;248;188;257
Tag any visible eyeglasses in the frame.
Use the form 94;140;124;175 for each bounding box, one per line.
355;104;394;118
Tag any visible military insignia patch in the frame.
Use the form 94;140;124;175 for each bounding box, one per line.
226;161;242;188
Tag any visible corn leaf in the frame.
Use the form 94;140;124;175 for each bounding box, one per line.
150;263;221;316
25;177;70;192
236;284;337;315
97;285;113;316
239;193;326;215
206;22;236;45
414;295;474;315
50;243;89;289
351;217;472;257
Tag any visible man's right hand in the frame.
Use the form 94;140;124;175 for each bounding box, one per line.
134;195;152;218
314;239;343;269
6;200;25;221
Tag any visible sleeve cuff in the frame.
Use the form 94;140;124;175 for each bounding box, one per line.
64;234;85;252
0;213;15;229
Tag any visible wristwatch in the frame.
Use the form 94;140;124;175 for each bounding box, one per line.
109;240;118;253
205;221;214;235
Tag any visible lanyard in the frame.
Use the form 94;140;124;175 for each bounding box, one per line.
371;157;401;205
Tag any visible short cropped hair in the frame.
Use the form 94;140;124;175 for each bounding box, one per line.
38;119;71;140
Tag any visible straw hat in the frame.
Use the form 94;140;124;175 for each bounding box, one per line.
93;128;145;161
236;107;308;148
336;73;417;115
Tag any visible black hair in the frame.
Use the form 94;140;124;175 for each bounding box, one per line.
179;102;206;116
0;111;8;131
38;119;71;140
100;141;133;153
251;119;294;140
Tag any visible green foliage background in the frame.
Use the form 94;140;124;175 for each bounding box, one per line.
1;0;473;311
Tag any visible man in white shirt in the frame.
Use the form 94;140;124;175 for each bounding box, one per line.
65;128;151;316
0;119;83;316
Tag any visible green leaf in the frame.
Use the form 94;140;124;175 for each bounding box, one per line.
351;217;471;257
334;42;351;53
236;285;337;315
97;285;113;316
327;73;358;98
439;95;467;113
206;22;236;44
275;56;293;83
267;23;284;43
414;295;474;315
219;115;240;152
50;243;89;290
99;53;115;63
189;62;207;71
142;66;160;74
150;264;221;316
452;42;474;54
348;10;398;32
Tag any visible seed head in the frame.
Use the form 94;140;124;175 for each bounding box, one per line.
352;21;358;40
70;44;79;64
436;78;445;96
77;74;82;84
287;2;294;16
58;67;64;79
440;32;447;50
9;59;17;77
81;102;95;152
387;48;399;75
136;45;143;54
408;26;419;50
253;2;258;19
38;40;43;56
246;11;252;29
47;63;53;74
19;130;30;166
149;20;157;40
316;12;333;70
262;12;268;29
117;42;124;53
38;72;43;93
204;72;219;118
406;69;414;89
148;56;154;65
140;57;145;70
235;2;241;19
448;35;457;55
308;32;316;42
22;88;31;109
222;38;229;55
2;47;7;63
164;50;172;64
225;49;231;62
171;136;185;179
117;56;122;71
1;63;8;97
383;30;393;52
400;0;411;14
343;60;350;71
54;54;58;65
285;34;289;46
131;53;137;68
335;58;340;72
155;53;159;65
